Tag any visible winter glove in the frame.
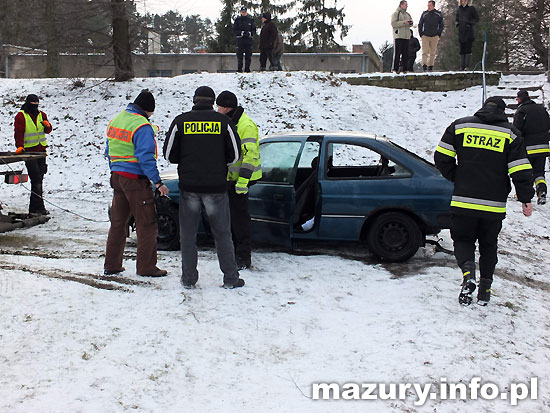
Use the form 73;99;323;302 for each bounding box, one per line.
41;120;51;129
246;31;251;37
15;147;25;154
235;177;249;194
240;31;245;37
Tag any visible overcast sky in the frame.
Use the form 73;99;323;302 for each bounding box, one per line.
138;0;434;52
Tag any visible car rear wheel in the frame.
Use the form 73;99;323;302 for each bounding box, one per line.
367;212;422;262
156;197;180;251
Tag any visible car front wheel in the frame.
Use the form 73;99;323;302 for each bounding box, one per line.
156;197;180;251
367;212;422;262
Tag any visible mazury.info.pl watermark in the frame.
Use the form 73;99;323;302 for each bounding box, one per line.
311;377;538;406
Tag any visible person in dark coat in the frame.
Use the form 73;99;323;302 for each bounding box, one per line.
435;97;534;306
513;89;550;205
259;12;277;71
407;29;421;72
456;0;479;70
233;6;256;72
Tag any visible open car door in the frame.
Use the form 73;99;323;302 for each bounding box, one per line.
248;138;305;247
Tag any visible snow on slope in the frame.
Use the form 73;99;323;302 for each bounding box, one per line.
0;73;548;412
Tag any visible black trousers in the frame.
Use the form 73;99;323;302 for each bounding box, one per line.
459;41;473;55
236;42;252;72
25;157;47;213
259;48;274;70
227;182;252;264
393;38;409;72
450;214;503;281
529;156;547;194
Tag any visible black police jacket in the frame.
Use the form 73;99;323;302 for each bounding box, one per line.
164;104;241;193
233;15;256;44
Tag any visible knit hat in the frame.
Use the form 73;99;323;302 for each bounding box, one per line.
517;89;529;101
262;12;271;20
216;91;238;108
133;90;155;112
240;6;247;11
193;86;216;103
25;94;39;103
484;96;506;111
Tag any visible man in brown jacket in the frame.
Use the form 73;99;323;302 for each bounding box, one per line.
259;12;278;71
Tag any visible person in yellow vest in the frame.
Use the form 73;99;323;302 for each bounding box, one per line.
216;91;262;269
13;94;52;215
104;90;169;277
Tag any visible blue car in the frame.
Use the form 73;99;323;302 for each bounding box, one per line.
155;132;453;262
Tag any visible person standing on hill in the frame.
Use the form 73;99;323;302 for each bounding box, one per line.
259;12;278;71
13;94;53;216
513;89;550;205
391;1;413;74
418;0;444;71
407;29;421;72
435;97;534;306
456;0;479;70
104;90;169;278
233;6;256;72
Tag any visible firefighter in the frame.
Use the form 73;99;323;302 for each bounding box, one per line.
14;94;53;215
215;90;262;269
513;89;550;205
104;90;169;278
435;97;534;306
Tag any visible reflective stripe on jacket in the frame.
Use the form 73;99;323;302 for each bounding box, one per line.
21;111;46;148
227;111;262;183
434;106;534;218
107;110;155;164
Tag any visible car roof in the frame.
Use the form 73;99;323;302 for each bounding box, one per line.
260;131;388;141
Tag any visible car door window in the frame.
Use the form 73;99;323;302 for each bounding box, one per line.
326;143;411;179
259;141;302;183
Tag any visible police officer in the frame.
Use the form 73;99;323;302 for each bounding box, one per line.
216;90;262;269
435;97;534;306
104;90;169;278
513;89;550;205
233;6;256;72
163;86;245;289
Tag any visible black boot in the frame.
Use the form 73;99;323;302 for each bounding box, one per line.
536;182;547;205
422;64;427;72
465;54;472;70
477;278;492;306
458;262;476;305
459;54;466;71
428;66;433;72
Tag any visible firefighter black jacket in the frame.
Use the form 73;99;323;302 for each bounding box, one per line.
435;105;534;219
513;99;550;158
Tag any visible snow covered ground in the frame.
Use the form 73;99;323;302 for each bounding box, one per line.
0;72;549;412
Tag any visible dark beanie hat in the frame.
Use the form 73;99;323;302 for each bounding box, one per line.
484;96;506;111
517;89;529;101
25;94;39;103
262;12;271;20
134;90;155;112
193;86;215;103
216;91;238;108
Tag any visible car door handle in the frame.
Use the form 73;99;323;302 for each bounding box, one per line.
273;194;284;201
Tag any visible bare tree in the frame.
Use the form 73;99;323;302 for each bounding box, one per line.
111;0;134;81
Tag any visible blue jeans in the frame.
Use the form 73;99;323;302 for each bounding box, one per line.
179;191;239;285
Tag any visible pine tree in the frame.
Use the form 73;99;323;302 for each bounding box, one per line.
209;0;238;52
291;0;349;52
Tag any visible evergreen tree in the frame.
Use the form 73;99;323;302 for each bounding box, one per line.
209;0;238;52
291;0;349;52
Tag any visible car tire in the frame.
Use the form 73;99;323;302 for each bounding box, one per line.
156;197;180;251
367;212;422;262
